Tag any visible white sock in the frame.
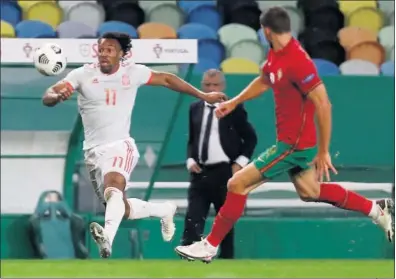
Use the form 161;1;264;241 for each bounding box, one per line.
368;201;380;219
103;187;125;246
127;198;170;219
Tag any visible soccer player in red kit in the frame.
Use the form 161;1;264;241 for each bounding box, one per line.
175;7;394;263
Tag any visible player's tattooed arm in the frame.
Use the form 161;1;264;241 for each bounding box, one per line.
307;84;332;153
147;71;225;103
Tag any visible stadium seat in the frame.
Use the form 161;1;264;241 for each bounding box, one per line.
17;0;55;12
105;1;145;29
223;1;261;31
378;0;395;17
187;5;222;32
138;22;177;39
198;39;226;65
339;0;377;16
178;0;216;14
257;29;269;48
339;59;379;75
65;2;105;32
97;21;138;38
347;41;386;66
312;58;340;76
15;20;56;38
378;26;395;51
177;23;217;40
221;57;260;74
297;0;338;12
218;23;257;50
299;27;337;48
146;2;184;31
25;1;63;29
380;61;395;76
0;1;22;27
179;58;220;74
58;0;92;13
390;11;395;26
300;28;345;65
303;4;344;34
229;39;266;65
139;0;177;12
309;40;345;66
283;6;304;35
191;58;220;74
258;0;298;10
347;7;385;33
1;20;16;38
338;26;377;51
57;21;96;38
28;191;88;259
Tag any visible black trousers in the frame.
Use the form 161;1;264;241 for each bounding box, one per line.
181;162;234;259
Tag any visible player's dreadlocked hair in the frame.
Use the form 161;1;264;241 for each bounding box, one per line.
99;32;132;60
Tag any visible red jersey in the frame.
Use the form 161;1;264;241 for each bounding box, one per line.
262;38;323;149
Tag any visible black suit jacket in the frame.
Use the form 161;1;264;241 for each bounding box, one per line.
187;100;257;164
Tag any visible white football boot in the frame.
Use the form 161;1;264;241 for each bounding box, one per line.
89;222;112;258
160;202;177;242
373;199;395;242
175;238;218;263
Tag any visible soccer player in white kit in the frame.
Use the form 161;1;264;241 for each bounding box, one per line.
42;32;226;258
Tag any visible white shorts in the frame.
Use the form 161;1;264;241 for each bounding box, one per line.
84;138;139;204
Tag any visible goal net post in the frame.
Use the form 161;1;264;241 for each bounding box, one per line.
0;38;197;210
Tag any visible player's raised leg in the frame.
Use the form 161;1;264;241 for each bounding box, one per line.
290;167;395;242
89;140;177;259
125;198;177;242
175;162;263;262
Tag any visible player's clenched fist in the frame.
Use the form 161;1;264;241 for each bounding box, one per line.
215;100;237;118
52;81;74;101
204;91;226;104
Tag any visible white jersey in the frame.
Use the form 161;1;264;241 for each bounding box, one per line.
63;62;152;150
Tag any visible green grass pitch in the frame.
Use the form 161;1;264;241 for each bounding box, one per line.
1;259;394;278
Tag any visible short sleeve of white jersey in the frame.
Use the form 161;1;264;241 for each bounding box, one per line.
132;64;153;86
63;66;85;90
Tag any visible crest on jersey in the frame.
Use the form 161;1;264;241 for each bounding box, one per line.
269;72;275;84
122;74;130;86
277;69;283;81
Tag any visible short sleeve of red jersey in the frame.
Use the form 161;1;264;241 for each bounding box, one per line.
260;60;271;84
289;55;322;95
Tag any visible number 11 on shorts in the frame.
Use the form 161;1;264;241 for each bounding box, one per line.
105;89;117;105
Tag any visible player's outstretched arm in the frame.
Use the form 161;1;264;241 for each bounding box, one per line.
232;73;270;106
42;81;73;107
147;71;225;103
42;67;83;107
307;84;332;153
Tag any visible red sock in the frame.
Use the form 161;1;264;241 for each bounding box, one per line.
206;192;247;247
319;183;373;215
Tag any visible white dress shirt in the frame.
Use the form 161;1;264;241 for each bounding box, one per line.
186;102;249;170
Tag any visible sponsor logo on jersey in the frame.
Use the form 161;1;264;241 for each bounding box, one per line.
302;73;315;84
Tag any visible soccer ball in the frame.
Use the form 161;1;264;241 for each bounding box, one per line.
33;43;67;76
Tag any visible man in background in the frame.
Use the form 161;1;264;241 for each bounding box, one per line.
181;69;257;259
